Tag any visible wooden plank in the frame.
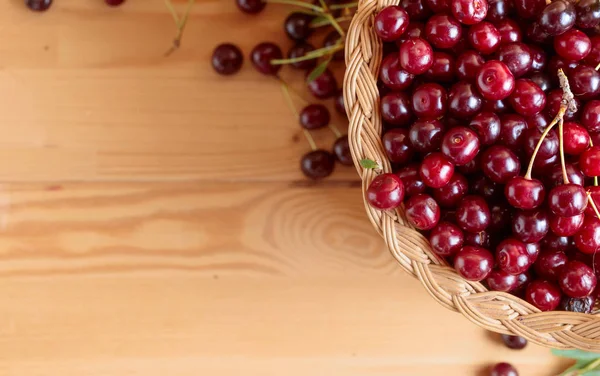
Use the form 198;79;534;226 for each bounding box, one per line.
0;181;568;375
0;1;351;182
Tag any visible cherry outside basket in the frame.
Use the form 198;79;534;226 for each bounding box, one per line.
343;0;600;351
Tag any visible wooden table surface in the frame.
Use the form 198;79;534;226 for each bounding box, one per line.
0;1;571;375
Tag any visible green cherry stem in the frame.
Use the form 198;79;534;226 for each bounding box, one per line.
588;192;600;220
270;43;343;66
264;0;323;12
558;117;570;183
310;15;353;28
524;106;564;179
280;79;318;151
164;0;196;56
330;2;358;10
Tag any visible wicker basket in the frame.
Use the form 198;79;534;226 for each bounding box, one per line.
343;0;600;351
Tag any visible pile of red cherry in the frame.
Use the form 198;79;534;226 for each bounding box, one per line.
366;0;600;315
212;0;354;179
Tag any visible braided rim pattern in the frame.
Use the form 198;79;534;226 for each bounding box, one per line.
343;0;600;351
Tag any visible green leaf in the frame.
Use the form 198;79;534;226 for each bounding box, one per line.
359;159;379;169
553;349;600;361
306;58;331;83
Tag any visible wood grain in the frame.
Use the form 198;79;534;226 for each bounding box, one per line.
0;1;570;375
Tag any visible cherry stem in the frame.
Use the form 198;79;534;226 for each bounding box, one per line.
271;42;343;65
264;0;323;12
588;192;600;220
164;0;196;56
310;15;353;28
558;118;570;183
330;2;358;10
524;69;575;179
596;62;600;71
280;80;318;151
329;124;342;138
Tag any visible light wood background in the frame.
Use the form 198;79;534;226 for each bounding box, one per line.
0;1;571;375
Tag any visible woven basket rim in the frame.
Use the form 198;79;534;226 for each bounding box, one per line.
343;0;600;351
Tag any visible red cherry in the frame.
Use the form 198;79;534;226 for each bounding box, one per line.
454;246;494;281
456;195;491;233
525;280;562;311
405;193;441;230
441;127;480;166
534;250;567;281
487;269;518;292
559;261;597;298
419;153;455;188
430;221;464;256
575;216;600;255
504;177;545;210
366;174;405;210
374;6;410;42
497;238;531;275
580;146;600;177
550;214;585;237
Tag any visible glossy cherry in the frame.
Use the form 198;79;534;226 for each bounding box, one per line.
399;38;434;75
487;269;518;292
299;104;330;130
512;209;549;243
307;69;338;99
575;216;600;255
412;83;447;119
454;246;494;281
526;280;562;311
499;113;528;149
284;12;313;41
425;14;463;49
497;42;532;79
380;54;415;91
550;214;585;237
501;335;527;350
497;238;531;275
250;42;283;75
569;65;600;100
212;44;244;75
456;195;491;233
451;0;488;25
433;173;469;208
581;100;600;133
430;222;464;256
481;145;520;184
288;43;317;70
486;0;512;23
554;29;591;62
539;0;576;36
456;51;485;82
467;22;500;55
534;250;568;280
409;119;445;152
580;146;600;177
381;92;413;127
383;128;414;164
236;0;265;14
504;177;545;210
366;173;405;210
301;150;335;179
524;127;558;160
441;127;480;166
419;153;455;188
469;112;500;146
509;79;546;117
333;136;352;166
559;261;597;298
447;81;482;119
548;184;588;217
396;165;427;197
424;52;455;83
374;6;410;42
405;193;441;230
476;60;515;100
496;19;522;44
563;122;590;156
576;0;600;29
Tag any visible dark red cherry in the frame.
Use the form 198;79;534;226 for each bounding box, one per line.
512;209;549;243
550;214;585;237
383;128;414;164
301;150;335;179
375;6;410;42
586;186;600;217
528;73;552;92
409;119;445;152
580;146;600;177
412;83;447;119
464;231;491;248
497;238;531;275
501;335;528;350
582;100;600;133
469;112;500;146
499;113;527;149
546;164;585;189
575;216;600;255
563;122;590;156
513;0;545;19
334;90;345;116
471;174;503;200
307;69;338;99
396;164;427;197
333;136;353;166
105;0;125;5
433;173;469;208
482;98;509;114
524;127;558;160
467;22;500;55
398;22;426;43
381;92;413;127
487;269;518;291
496;19;522;44
475;60;515;100
539;0;576;36
425;14;463;49
481;145;520;184
366;173;405;210
505;177;545;210
419;153;455;188
425;0;450;13
528;46;547;73
526;242;540;263
497;42;532;78
456;51;485;82
440;127;480;166
541;233;570;253
250;42;283;75
287;43;317;70
569;65;600;100
400;0;432;21
456;195;491;233
451;0;488;25
424;52;456;83
584;36;600;67
447;81;482;119
430;222;464;256
405;193;441;230
284;12;313;41
509;79;546;117
489;202;511;231
323;31;344;61
534;250;567;281
525;280;561;311
485;0;513;23
380;54;415;91
454;246;494;281
576;0;600;29
236;0;265;14
554;29;591;62
299;104;330;130
548;184;588;217
526;22;551;45
559;261;597;298
399;37;434;75
212;43;244;76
